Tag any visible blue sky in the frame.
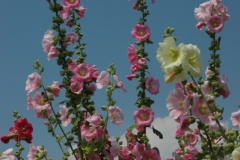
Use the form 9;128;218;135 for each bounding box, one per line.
0;0;240;159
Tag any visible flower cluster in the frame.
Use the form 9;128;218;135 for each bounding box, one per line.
194;0;230;32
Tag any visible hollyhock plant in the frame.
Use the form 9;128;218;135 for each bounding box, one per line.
113;75;127;92
131;24;151;41
76;6;86;18
108;106;124;126
42;30;54;53
47;81;61;97
96;71;110;89
63;0;80;8
133;107;154;127
25;72;41;93
27;144;47;160
230;110;240;127
192;94;214;124
145;76;160;95
142;148;161;160
59;105;72;127
0;148;16;160
166;88;190;121
59;4;71;20
127;44;138;64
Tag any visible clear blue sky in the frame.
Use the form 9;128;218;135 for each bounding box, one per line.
0;0;239;159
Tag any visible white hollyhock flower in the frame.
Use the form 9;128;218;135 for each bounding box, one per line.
232;147;240;160
156;36;184;68
180;44;203;77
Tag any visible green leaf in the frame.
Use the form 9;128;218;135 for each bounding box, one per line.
57;100;67;105
151;126;163;139
72;117;80;127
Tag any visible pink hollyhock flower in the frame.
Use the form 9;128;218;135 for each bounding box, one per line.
196;21;206;30
175;82;183;89
218;75;230;99
192;94;213;124
133;107;154;127
35;107;52;119
209;121;226;132
183;154;192;160
166;88;190;121
76;6;86;18
70;80;83;94
81;124;97;141
31;92;50;110
113;75;127;92
47;46;58;60
185;132;198;146
118;147;132;159
131;64;140;73
142;149;161;160
0;148;16;160
49;81;61;97
145;76;160;95
27;94;34;110
25;72;41;93
131;24;150;41
67;32;79;43
138;58;146;66
175;127;184;137
88;64;98;81
42;30;54;53
59;4;71;20
27;144;47;160
86;112;102;127
178;118;190;131
231;110;240;127
96;71;110;89
206;16;224;33
66;19;74;28
68;60;77;70
184;145;198;159
88;83;96;95
59;105;72;127
132;143;146;160
108;106;124;126
63;0;80;8
127;44;138;64
132;3;139;10
73;63;91;81
110;141;120;157
126;74;136;81
201;81;210;95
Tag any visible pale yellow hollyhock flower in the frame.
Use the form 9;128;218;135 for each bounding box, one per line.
232;147;240;160
179;44;203;77
156;36;184;68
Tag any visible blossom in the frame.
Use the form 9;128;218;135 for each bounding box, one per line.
48;81;61;97
110;141;120;157
232;147;240;160
59;105;72;127
96;71;110;89
113;75;127;92
218;75;230;99
230;110;240;127
73;63;91;81
31;92;50;110
184;145;198;159
131;24;150;41
127;44;138;64
180;44;203;78
42;30;54;53
81;124;97;141
145;76;159;95
0;148;16;160
126;74;136;81
70;80;84;94
76;6;86;18
166;88;190;121
138;58;146;66
25;72;41;93
142;149;161;160
47;46;58;60
86;112;102;127
27;144;47;160
35;107;52;119
67;32;79;43
108;106;124;126
27;94;34;110
206;15;224;32
59;4;71;20
185;132;198;146
133;107;154;127
63;0;80;8
192;94;213;124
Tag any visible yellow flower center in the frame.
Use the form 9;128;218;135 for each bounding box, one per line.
178;101;185;111
141;114;148;121
168;48;179;62
139;31;145;37
80;70;86;76
188;55;197;66
69;0;75;4
39;99;46;106
212;21;219;27
199;105;209;115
